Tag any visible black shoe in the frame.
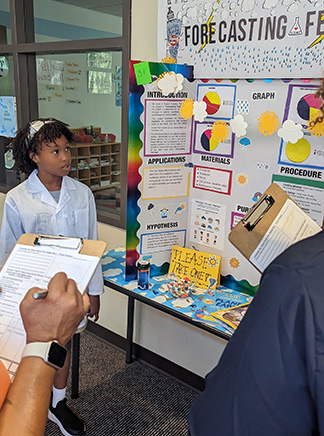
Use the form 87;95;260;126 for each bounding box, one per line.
48;398;86;436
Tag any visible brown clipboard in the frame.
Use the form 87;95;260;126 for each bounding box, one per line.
17;233;106;259
228;183;290;270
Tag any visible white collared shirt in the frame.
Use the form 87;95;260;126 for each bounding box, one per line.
0;170;103;295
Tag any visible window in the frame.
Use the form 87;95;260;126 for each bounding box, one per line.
0;0;11;44
0;0;130;228
33;0;122;42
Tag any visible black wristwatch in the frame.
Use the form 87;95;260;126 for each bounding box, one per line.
21;341;67;370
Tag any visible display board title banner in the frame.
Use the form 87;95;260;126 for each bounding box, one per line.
158;1;324;78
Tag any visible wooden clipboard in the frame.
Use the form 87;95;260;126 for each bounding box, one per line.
0;234;107;374
228;183;292;272
17;233;106;259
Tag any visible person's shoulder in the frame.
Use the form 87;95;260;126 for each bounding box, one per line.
5;179;28;200
273;230;324;269
263;230;324;287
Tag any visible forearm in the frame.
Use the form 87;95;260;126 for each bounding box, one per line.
0;357;56;436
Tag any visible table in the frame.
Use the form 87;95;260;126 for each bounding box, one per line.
102;247;253;364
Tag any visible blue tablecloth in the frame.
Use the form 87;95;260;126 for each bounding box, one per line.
102;248;253;336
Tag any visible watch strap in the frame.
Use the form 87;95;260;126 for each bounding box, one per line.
22;341;51;360
21;341;66;370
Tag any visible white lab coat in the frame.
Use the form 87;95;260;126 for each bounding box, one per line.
0;170;104;295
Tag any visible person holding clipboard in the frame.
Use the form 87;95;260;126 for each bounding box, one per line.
189;83;324;435
0;119;104;436
0;272;90;436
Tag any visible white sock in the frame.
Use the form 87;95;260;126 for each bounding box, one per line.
52;386;66;408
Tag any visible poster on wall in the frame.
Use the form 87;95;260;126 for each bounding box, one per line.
0;96;16;138
126;61;324;295
88;71;112;94
87;52;112;69
158;0;324;78
36;58;64;85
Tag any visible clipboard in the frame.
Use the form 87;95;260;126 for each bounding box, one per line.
228;183;322;273
2;233;107;296
0;234;107;376
17;233;106;259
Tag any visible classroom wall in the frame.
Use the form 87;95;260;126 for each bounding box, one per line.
131;0;158;62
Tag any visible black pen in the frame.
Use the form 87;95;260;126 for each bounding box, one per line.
33;290;49;300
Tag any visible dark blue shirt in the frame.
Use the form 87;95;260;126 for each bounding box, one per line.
189;230;324;436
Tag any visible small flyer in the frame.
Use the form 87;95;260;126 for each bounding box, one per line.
211;303;251;331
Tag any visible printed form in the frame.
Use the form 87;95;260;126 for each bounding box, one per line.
0;244;99;378
250;199;322;273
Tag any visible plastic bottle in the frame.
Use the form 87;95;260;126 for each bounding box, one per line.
137;260;150;290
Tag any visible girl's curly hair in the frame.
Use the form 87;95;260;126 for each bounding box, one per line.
13;118;74;175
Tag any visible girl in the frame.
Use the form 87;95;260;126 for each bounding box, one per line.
0;118;104;436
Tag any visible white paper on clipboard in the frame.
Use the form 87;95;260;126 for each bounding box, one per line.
249;199;321;272
0;244;100;378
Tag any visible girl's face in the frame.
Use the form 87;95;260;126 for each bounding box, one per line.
30;135;71;180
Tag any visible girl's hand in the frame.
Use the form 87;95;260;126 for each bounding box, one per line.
88;295;100;322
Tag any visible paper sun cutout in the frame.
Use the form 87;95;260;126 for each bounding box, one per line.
230;114;248;138
180;99;194;120
157;72;184;96
161;56;176;64
308;112;324;137
211;120;230;143
277;119;303;143
258;111;280;136
193;100;207;122
236;173;248;186
229;257;240;269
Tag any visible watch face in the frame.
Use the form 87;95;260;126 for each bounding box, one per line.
48;342;67;368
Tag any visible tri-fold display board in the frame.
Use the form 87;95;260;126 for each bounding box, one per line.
126;61;324;295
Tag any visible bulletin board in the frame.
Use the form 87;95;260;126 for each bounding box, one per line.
126;60;324;295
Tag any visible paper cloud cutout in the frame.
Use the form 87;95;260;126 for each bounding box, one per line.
157;72;184;96
172;297;194;308
124;281;139;291
175;73;184;91
193;100;207;122
230;114;248;138
277;119;303;144
152;295;167;304
159;284;169;293
191;287;206;296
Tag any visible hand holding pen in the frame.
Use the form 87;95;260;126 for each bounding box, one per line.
32;290;49;300
20;272;90;346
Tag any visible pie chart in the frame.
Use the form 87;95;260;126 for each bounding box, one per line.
297;93;322;121
286;138;311;163
203;92;221;115
201;129;219;151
